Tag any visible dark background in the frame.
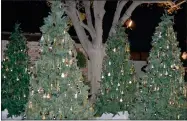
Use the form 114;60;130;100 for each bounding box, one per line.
1;1;187;52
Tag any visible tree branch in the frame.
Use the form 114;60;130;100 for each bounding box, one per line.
83;1;96;36
63;2;92;55
109;1;128;36
120;1;171;25
93;1;106;46
76;9;96;41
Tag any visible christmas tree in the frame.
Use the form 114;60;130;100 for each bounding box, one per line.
95;25;137;116
25;1;93;120
129;14;187;120
1;24;30;118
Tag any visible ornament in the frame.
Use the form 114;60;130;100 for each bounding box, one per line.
129;81;132;84
43;94;47;98
120;98;123;102
16;77;19;81
47;94;51;99
61;73;65;78
165;71;168;76
151;65;154;69
163;64;166;68
171;64;174;69
109;61;111;65
108;72;111;76
175;66;179;70
157;87;159;91
21;49;23;52
121;91;124;94
70;107;72;111
69;59;73;65
62;59;65;63
49;46;52;51
113;48;116;52
51;84;53;90
69;50;72;55
29;101;32;108
42;115;45;120
116;88;118;91
41;36;44;41
125;46;130;52
117;83;120;86
166;46;169;49
74;92;77;99
158;32;162;38
24;94;26;97
38;87;44;93
31;90;34;95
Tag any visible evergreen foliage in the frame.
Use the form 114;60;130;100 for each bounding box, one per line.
25;1;93;120
95;25;137;116
76;51;86;68
129;14;187;120
1;24;30;118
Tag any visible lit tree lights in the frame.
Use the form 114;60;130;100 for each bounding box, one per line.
1;24;30;118
129;14;187;120
25;1;93;120
95;25;137;116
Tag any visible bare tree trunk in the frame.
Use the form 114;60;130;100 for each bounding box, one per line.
87;59;92;82
88;45;105;103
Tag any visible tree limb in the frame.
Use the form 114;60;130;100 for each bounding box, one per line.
93;1;106;46
120;1;172;25
83;1;96;38
76;9;96;41
109;1;128;36
63;2;92;55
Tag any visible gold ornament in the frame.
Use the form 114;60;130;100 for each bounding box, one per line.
42;115;45;120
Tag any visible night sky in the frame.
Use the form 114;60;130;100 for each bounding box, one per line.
2;1;187;52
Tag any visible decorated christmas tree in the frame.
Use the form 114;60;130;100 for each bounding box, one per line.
1;24;30;118
95;25;137;116
25;1;93;120
129;14;187;120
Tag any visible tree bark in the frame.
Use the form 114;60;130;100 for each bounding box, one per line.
87;44;105;103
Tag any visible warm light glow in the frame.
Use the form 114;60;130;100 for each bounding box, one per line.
128;20;132;27
182;52;187;60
